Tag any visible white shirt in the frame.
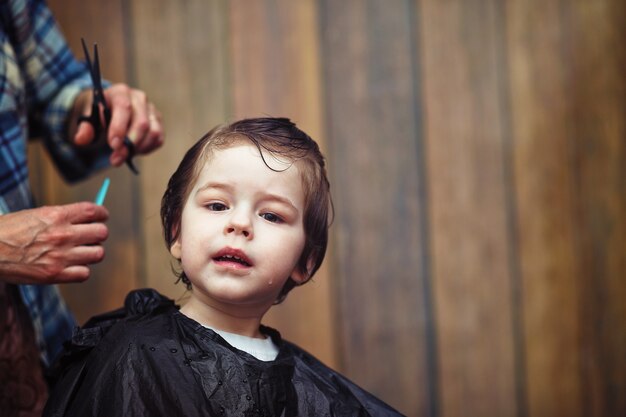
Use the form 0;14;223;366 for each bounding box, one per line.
205;326;279;361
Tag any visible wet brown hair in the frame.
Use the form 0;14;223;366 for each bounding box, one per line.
161;117;331;303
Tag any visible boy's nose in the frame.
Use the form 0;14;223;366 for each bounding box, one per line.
226;225;251;238
225;211;253;239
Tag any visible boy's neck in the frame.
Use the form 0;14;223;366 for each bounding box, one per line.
180;297;267;339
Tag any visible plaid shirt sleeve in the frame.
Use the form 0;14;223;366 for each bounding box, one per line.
7;0;110;182
18;284;76;368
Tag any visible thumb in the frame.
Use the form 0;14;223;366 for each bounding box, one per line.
74;121;96;146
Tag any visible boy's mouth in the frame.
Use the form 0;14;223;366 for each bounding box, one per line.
213;248;252;268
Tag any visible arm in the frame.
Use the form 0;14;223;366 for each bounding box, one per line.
0;0;159;285
8;0;163;180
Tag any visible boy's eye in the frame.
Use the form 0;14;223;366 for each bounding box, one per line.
206;202;228;211
260;212;283;223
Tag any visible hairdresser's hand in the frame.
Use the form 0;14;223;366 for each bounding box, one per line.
0;203;109;285
72;83;164;166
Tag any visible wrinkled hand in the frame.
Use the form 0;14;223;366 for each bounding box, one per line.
73;83;164;166
0;203;109;284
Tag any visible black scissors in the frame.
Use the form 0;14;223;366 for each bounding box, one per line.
79;38;139;175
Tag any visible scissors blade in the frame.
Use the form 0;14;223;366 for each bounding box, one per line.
80;38;96;83
92;44;104;95
91;44;111;123
79;38;104;132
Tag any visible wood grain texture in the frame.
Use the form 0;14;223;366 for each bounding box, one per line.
566;3;626;415
507;2;623;416
419;1;517;416
507;1;626;416
320;1;431;415
129;0;231;299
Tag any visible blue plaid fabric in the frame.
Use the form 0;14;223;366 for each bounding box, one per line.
1;0;110;366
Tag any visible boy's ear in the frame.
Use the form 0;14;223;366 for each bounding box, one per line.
290;257;314;284
170;239;182;259
291;268;307;284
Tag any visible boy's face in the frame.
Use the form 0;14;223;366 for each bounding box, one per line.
170;143;307;315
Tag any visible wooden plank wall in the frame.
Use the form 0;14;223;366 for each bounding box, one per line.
507;2;626;417
320;1;433;414
419;1;517;416
30;1;624;416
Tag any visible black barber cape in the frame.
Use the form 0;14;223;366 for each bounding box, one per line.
44;289;404;417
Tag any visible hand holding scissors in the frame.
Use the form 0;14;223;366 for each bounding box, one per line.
75;39;164;173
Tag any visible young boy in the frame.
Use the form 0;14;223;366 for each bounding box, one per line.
44;118;403;416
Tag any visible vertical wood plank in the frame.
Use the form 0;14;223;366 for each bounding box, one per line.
229;0;337;369
507;2;583;416
507;0;626;416
418;1;517;416
39;0;138;324
321;1;431;414
569;3;626;415
129;0;231;299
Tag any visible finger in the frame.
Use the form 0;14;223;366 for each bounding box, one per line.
121;90;150;158
109;145;128;167
63;202;109;224
65;244;106;265
112;87;150;148
137;104;164;154
107;85;151;166
105;84;134;151
55;244;106;282
56;265;91;283
73;120;96;146
68;223;109;246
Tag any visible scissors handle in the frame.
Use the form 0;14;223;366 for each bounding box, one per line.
123;137;139;174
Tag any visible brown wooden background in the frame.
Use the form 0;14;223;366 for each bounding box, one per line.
28;1;624;416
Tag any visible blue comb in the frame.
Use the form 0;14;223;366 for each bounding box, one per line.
94;177;110;205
